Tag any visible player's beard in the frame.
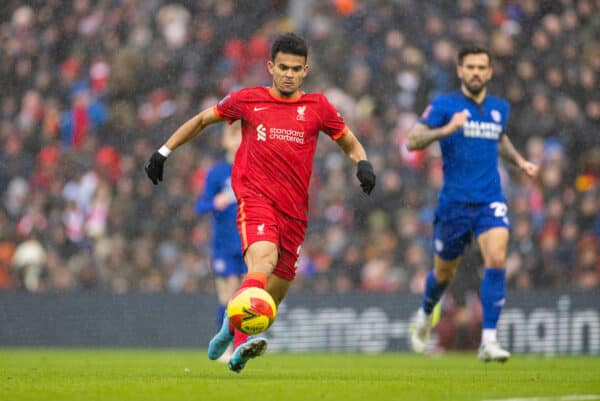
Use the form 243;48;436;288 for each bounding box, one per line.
463;77;486;96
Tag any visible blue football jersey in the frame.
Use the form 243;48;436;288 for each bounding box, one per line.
196;161;242;257
420;90;510;204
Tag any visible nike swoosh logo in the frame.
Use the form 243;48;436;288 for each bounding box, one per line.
253;107;268;111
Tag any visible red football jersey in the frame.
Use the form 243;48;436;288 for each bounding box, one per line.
214;86;347;221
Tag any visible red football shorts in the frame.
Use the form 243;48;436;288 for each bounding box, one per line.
237;196;307;281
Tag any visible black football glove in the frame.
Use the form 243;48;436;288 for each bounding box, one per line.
356;160;376;195
144;151;167;185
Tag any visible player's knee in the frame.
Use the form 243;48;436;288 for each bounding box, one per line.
245;245;278;273
263;258;277;273
434;267;456;283
248;258;276;274
485;253;506;268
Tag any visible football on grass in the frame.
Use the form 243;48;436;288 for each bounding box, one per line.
227;287;277;335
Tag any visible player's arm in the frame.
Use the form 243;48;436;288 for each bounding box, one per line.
406;112;467;151
498;134;539;178
195;169;219;215
335;129;367;164
145;107;223;184
335;129;376;195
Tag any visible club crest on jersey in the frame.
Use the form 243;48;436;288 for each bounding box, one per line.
257;224;265;235
435;239;444;252
214;259;225;273
491;109;501;123
297;105;306;121
462;108;471;117
257;124;266;141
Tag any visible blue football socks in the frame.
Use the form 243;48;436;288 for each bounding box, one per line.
421;270;448;315
217;303;227;330
480;268;506;329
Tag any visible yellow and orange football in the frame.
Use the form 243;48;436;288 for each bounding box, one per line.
227;287;277;335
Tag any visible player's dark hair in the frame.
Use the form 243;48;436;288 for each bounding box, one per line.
271;32;308;61
457;45;492;65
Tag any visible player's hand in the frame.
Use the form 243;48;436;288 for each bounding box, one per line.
144;151;167;185
213;191;236;210
519;160;539;179
356;160;376;195
444;112;468;135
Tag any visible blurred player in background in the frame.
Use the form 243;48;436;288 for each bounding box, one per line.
195;121;245;363
406;45;539;362
145;32;376;373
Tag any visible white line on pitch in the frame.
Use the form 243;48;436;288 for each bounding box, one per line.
482;395;600;401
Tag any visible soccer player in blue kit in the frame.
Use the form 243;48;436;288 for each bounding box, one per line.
195;121;246;362
406;46;539;362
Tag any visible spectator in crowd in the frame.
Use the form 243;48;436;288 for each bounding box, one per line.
1;0;599;299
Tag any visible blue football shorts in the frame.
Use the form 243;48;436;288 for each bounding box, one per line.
433;201;511;260
212;253;247;278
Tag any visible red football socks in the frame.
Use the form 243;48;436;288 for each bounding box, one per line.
238;272;267;290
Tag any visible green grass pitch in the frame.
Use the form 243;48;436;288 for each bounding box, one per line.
1;349;599;401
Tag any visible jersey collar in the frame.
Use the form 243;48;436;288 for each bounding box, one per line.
459;88;487;105
268;87;304;102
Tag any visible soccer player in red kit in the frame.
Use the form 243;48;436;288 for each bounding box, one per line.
145;32;376;373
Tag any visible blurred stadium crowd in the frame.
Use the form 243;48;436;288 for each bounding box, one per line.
1;0;599;295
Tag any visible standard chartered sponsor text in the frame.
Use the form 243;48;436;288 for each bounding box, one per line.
269;127;305;143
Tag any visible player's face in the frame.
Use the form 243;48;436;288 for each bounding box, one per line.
267;52;309;98
457;53;492;96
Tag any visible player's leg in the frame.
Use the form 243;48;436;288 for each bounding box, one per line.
243;240;279;275
411;204;471;353
426;256;461;314
411;255;461;353
228;275;290;371
266;274;292;306
231;240;277;344
266;216;302;306
229;231;305;372
228;206;304;373
208;277;239;361
476;226;510;362
215;275;242;330
227;241;277;372
229;274;291;372
211;198;280;370
211;255;246;362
